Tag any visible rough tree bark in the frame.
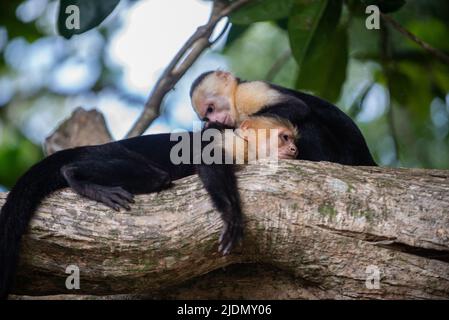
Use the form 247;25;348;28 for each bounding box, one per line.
2;161;449;300
44;107;113;155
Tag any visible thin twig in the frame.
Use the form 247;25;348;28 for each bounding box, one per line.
380;12;449;66
125;0;253;138
264;49;291;82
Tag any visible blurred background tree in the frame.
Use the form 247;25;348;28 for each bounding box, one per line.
0;0;448;190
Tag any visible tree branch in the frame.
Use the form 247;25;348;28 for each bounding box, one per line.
125;0;253;138
380;12;449;65
4;161;449;299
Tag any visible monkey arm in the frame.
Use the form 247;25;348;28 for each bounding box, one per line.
197;163;243;255
61;155;172;211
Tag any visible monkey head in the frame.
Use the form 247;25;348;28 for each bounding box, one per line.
190;70;240;126
237;116;298;160
190;71;284;128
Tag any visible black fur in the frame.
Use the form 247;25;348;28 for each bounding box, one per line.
255;84;376;166
190;73;376;166
190;70;214;98
0;128;243;298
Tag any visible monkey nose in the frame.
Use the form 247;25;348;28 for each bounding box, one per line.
291;146;298;156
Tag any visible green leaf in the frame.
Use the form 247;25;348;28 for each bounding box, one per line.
230;0;294;25
295;25;348;102
433;64;449;94
287;0;346;101
361;0;406;13
57;0;120;39
275;18;289;31
345;0;366;16
394;62;432;121
288;0;343;70
387;69;411;106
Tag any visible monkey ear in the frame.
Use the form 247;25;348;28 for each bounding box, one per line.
237;119;254;141
239;119;252;131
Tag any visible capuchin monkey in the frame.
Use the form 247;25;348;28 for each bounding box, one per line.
0;115;298;299
190;70;376;166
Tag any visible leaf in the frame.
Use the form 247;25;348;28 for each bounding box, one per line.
387;69;411;106
295;25;348;102
433;64;449;94
347;15;381;59
275;18;289;31
288;0;343;70
361;0;406;13
287;0;346;101
394;62;432;121
57;0;120;39
345;0;366;16
230;0;294;25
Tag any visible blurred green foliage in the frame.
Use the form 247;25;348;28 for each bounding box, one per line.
0;0;44;41
0;123;43;188
0;0;448;190
0;0;120;189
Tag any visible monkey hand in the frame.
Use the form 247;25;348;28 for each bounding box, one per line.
87;185;135;211
218;217;243;255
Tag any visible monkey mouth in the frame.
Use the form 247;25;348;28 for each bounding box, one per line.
279;152;297;160
223;115;233;127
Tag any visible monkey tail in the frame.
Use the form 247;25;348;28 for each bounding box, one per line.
0;151;71;299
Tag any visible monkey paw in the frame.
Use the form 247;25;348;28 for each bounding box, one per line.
218;219;244;255
91;186;135;211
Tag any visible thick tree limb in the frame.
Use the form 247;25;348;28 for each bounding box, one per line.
2;161;449;299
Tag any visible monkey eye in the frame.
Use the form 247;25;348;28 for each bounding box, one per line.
206;104;214;114
281;134;290;142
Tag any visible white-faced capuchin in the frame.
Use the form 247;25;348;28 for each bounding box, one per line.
0;115;298;299
190;70;376;166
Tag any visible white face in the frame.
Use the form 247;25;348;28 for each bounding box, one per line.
191;71;239;126
277;128;298;159
200;95;234;126
238;120;299;160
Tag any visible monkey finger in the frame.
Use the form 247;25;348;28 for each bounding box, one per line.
219;222;229;244
221;236;236;255
218;236;228;254
99;191;131;211
218;231;234;255
111;187;135;203
222;235;238;255
110;195;132;210
99;196;121;211
219;221;243;255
